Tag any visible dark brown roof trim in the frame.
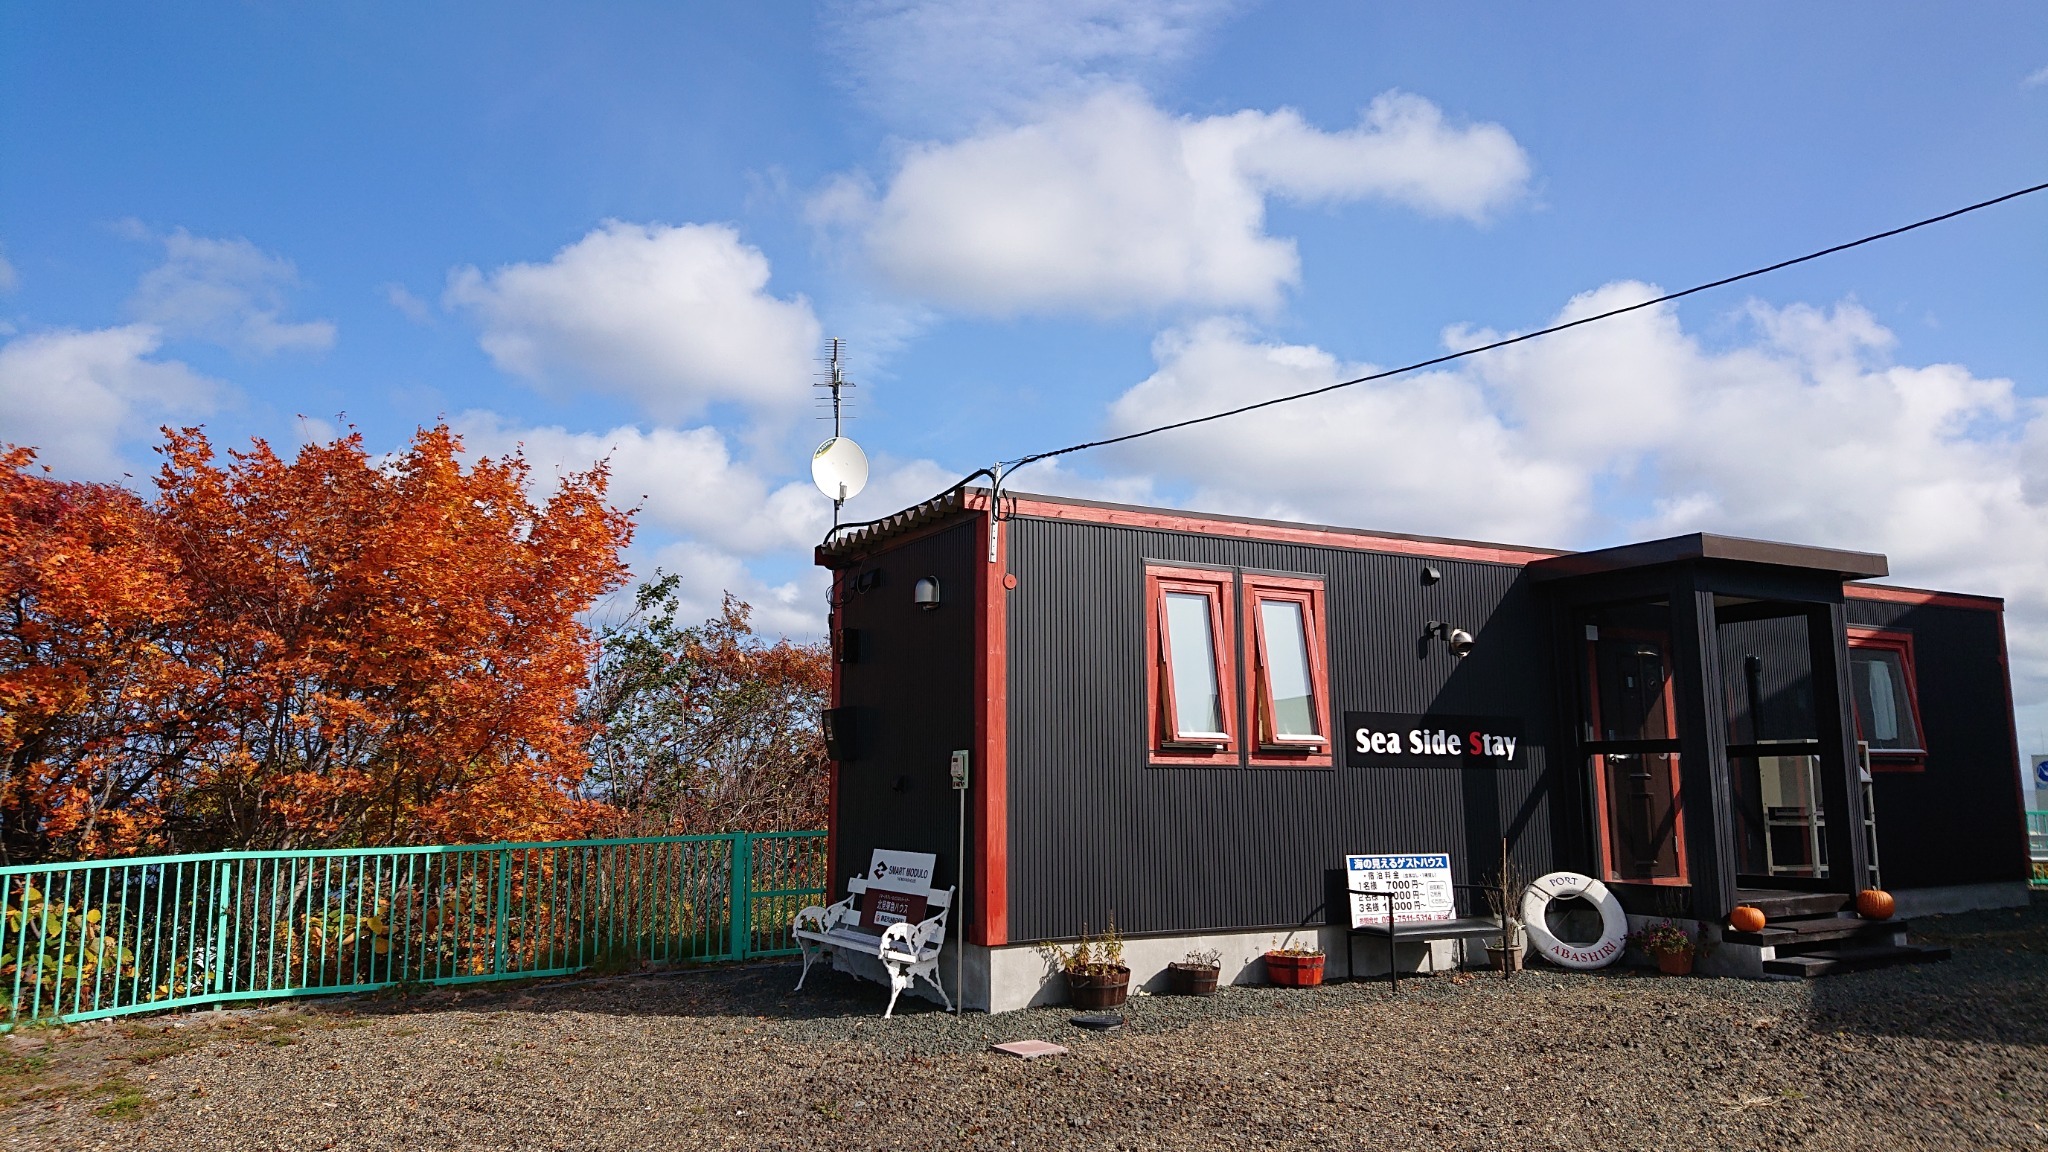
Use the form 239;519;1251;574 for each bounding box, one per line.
1526;532;1888;581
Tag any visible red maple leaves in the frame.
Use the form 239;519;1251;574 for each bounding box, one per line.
1;425;633;862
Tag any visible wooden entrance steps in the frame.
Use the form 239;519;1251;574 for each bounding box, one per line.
1722;891;1949;978
1731;889;1853;919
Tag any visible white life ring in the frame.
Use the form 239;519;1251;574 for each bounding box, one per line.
1520;871;1628;970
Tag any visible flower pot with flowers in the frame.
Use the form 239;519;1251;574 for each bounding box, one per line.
1264;936;1325;987
1042;916;1129;1009
1630;920;1696;975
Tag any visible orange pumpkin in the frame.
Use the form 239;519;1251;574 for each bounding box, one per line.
1856;889;1896;920
1728;905;1767;934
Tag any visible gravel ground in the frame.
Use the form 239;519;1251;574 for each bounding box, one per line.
7;895;2045;1151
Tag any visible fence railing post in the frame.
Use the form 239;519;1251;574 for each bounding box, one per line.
493;849;511;975
728;834;752;960
210;861;233;997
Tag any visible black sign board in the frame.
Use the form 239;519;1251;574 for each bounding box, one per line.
1344;712;1525;769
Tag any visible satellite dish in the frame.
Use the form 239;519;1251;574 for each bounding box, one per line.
811;436;869;502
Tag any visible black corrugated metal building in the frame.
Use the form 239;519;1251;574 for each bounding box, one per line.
815;488;2030;1010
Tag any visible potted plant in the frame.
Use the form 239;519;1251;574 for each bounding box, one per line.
1482;848;1530;973
1166;948;1221;996
1264;936;1324;987
1043;916;1129;1009
1629;920;1696;976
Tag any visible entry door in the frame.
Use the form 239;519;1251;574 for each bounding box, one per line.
1587;634;1688;883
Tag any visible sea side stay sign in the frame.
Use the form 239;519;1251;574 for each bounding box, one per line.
1344;853;1456;928
1345;712;1524;769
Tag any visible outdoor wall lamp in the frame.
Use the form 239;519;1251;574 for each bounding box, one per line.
913;577;942;610
1424;620;1476;657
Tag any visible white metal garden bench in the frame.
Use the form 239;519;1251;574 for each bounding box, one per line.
791;875;953;1017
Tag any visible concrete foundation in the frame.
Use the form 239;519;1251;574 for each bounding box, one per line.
1888;880;2032;918
818;882;2028;1009
832;923;1470;1013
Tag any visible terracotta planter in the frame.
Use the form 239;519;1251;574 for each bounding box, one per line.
1165;962;1219;996
1654;950;1694;976
1265;951;1324;987
1066;966;1130;1009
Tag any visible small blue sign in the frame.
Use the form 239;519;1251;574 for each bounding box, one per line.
2034;756;2048;787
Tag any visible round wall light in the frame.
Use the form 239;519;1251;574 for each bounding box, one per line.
1447;628;1476;658
913;577;942;610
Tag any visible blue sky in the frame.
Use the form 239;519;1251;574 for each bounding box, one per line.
4;3;2046;734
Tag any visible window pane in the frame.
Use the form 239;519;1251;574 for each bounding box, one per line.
1577;600;1675;743
1598;752;1686;882
1851;649;1919;749
1163;591;1224;737
1259;599;1318;737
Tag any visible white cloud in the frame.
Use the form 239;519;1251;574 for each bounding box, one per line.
1103;317;1585;542
823;0;1242;134
445;222;822;424
640;539;829;640
449;410;971;642
0;325;217;479
453;412;823;556
2024;63;2048;88
455;409;976;555
825;88;1529;316
383;283;434;324
1097;291;2048;710
128;230;336;355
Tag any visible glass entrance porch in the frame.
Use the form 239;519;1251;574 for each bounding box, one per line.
1532;533;1890;923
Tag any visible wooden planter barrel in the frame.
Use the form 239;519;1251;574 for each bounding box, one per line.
1067;966;1130;1009
1265;952;1324;987
1165;962;1220;996
1654;951;1694;976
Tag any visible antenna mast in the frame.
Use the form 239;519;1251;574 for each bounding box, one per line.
813;338;865;531
821;337;850;441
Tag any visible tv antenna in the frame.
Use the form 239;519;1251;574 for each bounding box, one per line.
811;338;869;529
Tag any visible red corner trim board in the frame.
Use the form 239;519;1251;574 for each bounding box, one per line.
970;497;1010;947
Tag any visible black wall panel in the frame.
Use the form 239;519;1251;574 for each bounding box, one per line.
829;521;978;898
1004;516;1573;941
1717;616;1817;743
1847;599;2029;887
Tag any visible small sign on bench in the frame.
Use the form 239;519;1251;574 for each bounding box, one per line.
859;888;929;931
858;849;936;931
867;848;937;890
1344;852;1455;928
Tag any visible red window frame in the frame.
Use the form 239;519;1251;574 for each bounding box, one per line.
1242;574;1332;767
1145;565;1238;765
1846;626;1928;772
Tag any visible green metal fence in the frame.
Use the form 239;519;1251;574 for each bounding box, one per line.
2030;811;2047;889
1;831;825;1025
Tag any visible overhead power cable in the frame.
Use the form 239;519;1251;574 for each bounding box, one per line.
822;179;2048;547
1007;180;2048;471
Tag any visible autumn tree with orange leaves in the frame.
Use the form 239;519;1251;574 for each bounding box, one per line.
0;426;632;863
